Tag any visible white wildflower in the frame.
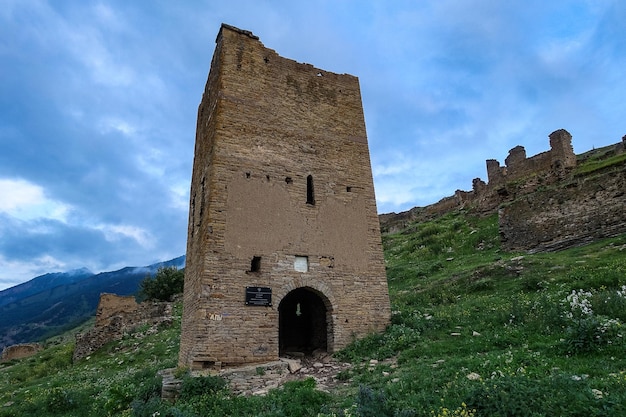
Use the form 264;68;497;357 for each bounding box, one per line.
466;372;481;380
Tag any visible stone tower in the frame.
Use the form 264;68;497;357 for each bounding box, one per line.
178;24;391;370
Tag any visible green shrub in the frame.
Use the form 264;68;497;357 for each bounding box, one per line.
130;396;171;417
559;288;625;354
355;386;415;417
562;315;623;354
44;386;81;414
104;382;137;415
593;286;626;321
336;324;421;362
179;374;227;400
133;372;163;404
268;378;331;416
139;266;185;301
465;374;624;416
24;343;74;381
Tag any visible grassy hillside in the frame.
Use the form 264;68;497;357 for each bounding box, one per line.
1;212;625;416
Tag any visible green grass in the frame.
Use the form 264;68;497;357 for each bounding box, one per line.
574;149;626;176
1;211;626;416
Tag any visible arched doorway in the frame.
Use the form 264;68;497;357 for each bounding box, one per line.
278;287;329;355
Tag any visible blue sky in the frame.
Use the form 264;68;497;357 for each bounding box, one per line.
1;0;624;289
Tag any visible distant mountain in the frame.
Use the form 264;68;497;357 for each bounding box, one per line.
0;268;94;308
0;255;185;351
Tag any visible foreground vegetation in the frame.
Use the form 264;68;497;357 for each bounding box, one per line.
1;211;625;416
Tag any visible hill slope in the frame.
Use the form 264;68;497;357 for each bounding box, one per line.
1;213;624;416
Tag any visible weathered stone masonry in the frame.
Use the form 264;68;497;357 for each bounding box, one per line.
73;293;173;362
499;156;626;252
178;24;391;370
380;129;626;253
1;343;42;362
486;129;576;187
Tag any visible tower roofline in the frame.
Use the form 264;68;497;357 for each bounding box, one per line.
218;23;259;42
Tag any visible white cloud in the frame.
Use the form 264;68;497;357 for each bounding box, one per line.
0;178;71;222
0;254;67;291
98;116;138;137
95;223;153;248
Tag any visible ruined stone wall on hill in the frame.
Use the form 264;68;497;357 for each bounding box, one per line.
487;129;576;187
73;293;173;362
1;343;42;362
95;293;138;326
499;162;626;252
379;130;578;235
379;131;626;253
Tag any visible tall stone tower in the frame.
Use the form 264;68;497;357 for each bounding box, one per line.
178;24;390;370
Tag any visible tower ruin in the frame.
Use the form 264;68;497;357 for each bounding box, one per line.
178;24;391;370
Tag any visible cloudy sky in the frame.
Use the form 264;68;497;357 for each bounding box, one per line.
1;0;624;289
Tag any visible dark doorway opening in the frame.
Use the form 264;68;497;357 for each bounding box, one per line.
279;288;328;356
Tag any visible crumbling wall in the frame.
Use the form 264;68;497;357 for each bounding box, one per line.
73;294;173;361
499;162;626;252
379;130;626;256
95;293;138;326
486;129;576;186
1;343;43;362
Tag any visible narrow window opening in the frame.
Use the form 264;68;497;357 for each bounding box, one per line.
245;172;251;179
306;175;315;205
296;303;302;316
191;193;196;235
346;186;352;192
285;177;293;184
250;256;261;272
264;57;269;64
199;177;206;219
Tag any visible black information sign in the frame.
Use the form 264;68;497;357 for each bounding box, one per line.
245;287;272;306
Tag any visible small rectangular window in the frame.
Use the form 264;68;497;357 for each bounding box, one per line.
294;256;308;272
250;256;261;272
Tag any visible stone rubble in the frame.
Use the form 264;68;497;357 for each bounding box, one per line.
160;351;356;400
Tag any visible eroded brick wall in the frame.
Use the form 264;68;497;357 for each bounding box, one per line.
487;129;576;186
95;293;138;326
73;294;173;361
379;131;625;255
1;343;42;362
499;163;626;252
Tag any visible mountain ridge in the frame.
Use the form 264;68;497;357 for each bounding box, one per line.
0;255;185;351
0;268;94;308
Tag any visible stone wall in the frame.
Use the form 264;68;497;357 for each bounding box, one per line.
95;293;138;326
379;130;626;254
499;162;626;252
73;293;173;362
380;129;578;234
487;129;576;186
179;24;390;370
1;343;42;362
